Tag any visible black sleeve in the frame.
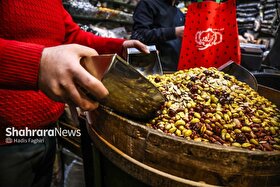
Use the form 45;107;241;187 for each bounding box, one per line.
131;0;176;44
239;29;246;36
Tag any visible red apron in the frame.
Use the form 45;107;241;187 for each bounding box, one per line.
178;0;240;70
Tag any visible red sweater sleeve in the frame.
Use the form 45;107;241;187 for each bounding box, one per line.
0;38;44;90
62;8;125;55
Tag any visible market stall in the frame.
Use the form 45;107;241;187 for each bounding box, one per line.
57;1;280;187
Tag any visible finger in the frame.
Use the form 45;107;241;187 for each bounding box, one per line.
246;36;252;42
133;41;150;53
74;66;109;100
64;83;100;111
72;44;99;57
41;81;66;103
124;40;150;54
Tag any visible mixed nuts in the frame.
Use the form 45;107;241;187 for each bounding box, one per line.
146;67;280;151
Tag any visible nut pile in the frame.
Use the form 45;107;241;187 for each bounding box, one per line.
146;67;280;151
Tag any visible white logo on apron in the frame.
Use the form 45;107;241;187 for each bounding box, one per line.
195;28;224;50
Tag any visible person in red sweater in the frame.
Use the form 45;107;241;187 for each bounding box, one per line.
0;1;148;187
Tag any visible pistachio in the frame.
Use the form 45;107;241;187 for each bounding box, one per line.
200;124;207;134
194;112;201;119
204;119;211;124
234;129;242;134
221;129;227;140
165;123;172;130
226;110;232;116
232;113;239;118
225;133;231;140
252;118;261;124
169;127;177;133
186;102;192;108
178;125;185;131
215;113;222;121
270;127;276;135
274;137;280;143
146;67;280;151
178;112;185;118
166;101;173;108
232;142;241;147
184;129;192;137
212;96;219;104
190;118;200;124
175;129;182;136
241;126;252;132
242;143;252;148
224;124;235;129
250;139;259;145
175;119;186;126
244;117;250;126
224;114;230;122
162;109;168;115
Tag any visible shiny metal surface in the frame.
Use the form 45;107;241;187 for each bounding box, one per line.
81;54;165;120
127;45;163;76
257;84;280;108
218;61;258;91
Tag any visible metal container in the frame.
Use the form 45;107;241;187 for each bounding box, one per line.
86;68;280;187
127;45;163;76
87;93;280;187
81;54;165;120
253;71;280;91
258;84;280;108
218;61;258;90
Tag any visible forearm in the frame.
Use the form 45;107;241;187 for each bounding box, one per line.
65;30;124;55
0;38;44;90
63;9;125;55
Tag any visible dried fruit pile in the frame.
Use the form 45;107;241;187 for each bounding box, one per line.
146;67;280;151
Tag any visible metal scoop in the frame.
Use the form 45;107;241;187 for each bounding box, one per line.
127;45;163;76
218;60;258;91
81;54;165;121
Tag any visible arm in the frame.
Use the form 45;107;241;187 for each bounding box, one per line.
62;8;124;55
61;8;149;57
0;38;44;90
131;1;177;44
0;38;108;110
0;5;147;111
